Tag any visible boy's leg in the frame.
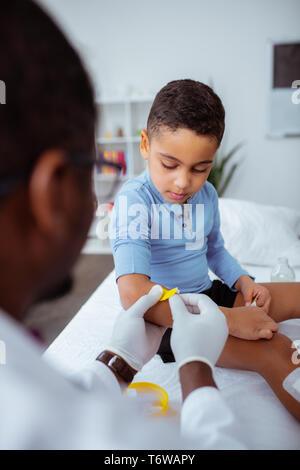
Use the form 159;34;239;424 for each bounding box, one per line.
216;332;300;422
233;282;300;322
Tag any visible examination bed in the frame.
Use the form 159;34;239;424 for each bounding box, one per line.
44;198;300;449
44;265;300;449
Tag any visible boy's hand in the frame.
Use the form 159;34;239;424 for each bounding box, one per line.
234;275;272;313
180;292;278;340
225;305;278;340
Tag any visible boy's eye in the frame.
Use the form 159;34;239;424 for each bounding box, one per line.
161;162;177;170
161;162;208;174
192;168;209;174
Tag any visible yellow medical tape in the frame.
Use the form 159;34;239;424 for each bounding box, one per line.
159;287;179;302
125;382;168;417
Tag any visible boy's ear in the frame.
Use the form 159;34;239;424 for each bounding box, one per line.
140;129;150;161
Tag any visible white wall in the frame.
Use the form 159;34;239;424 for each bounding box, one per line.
39;0;300;210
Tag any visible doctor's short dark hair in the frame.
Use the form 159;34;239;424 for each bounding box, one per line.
147;79;225;146
0;0;97;178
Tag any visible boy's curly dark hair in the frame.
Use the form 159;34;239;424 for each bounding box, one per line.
147;79;225;145
0;0;97;177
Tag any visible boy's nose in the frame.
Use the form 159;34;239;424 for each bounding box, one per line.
174;172;190;191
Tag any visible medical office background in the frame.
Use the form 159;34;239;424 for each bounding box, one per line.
39;0;300;211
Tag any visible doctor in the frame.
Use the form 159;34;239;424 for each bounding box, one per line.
0;0;245;449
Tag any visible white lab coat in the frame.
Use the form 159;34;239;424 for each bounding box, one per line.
0;309;246;450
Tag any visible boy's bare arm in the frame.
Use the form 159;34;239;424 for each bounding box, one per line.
118;275;227;329
117;274;173;327
117;275;279;340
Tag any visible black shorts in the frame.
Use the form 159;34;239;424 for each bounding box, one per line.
157;280;238;363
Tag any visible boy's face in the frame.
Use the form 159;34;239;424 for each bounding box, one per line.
140;127;218;204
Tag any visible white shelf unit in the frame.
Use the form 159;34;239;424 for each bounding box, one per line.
95;95;153;179
85;96;153;254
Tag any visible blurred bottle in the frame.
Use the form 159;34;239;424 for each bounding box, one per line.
270;257;296;282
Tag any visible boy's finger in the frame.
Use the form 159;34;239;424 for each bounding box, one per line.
255;292;265;306
244;294;255;307
258;328;273;339
269;321;279;331
256;294;272;314
243;286;255;307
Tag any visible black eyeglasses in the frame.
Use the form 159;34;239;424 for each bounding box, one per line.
95;158;124;176
0;152;98;199
0;152;125;203
94;158;125;203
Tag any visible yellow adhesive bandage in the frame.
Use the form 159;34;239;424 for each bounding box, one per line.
159;287;179;302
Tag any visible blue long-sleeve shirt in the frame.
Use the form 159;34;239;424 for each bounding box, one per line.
110;168;250;293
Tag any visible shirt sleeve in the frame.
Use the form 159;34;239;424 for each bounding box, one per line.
181;387;247;449
206;186;252;288
110;189;152;281
70;360;122;397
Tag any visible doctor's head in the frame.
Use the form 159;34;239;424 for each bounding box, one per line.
140;80;225;204
0;0;97;318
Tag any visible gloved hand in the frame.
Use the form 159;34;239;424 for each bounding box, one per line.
105;285;166;371
169;293;228;372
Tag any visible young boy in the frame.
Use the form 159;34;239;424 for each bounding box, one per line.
111;79;300;421
112;80;279;341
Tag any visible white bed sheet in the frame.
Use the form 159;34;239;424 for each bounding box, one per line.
44;265;300;449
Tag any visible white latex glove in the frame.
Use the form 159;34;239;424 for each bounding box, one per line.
169;293;228;371
105;285;166;371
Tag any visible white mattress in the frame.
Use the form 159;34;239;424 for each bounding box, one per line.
44;265;300;449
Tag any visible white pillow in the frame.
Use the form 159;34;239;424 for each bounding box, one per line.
218;198;300;267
